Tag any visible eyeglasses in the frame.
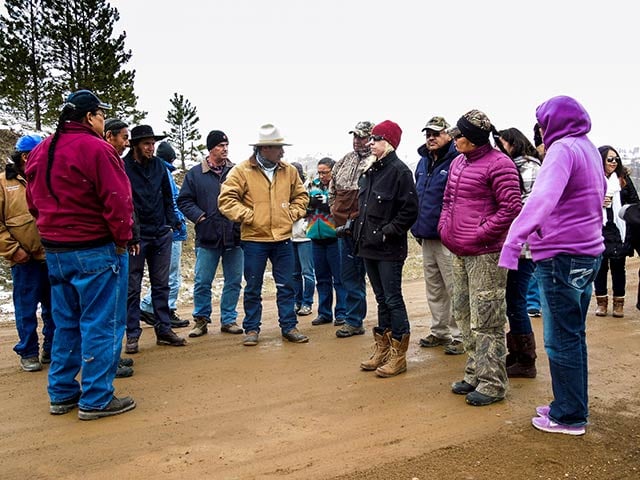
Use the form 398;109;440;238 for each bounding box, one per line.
425;131;442;139
606;157;620;163
453;133;465;140
317;170;331;176
369;135;384;142
93;110;105;118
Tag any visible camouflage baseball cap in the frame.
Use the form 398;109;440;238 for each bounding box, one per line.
462;109;492;130
421;116;450;132
446;109;493;138
349;121;375;138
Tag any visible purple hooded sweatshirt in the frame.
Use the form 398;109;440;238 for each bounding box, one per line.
499;96;606;270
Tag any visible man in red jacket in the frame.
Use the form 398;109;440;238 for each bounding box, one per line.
26;89;136;420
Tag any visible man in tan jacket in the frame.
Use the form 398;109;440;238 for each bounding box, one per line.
0;134;54;372
218;124;309;346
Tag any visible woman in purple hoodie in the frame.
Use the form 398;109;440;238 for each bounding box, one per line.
499;96;606;436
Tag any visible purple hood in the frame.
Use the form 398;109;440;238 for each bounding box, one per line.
499;96;605;269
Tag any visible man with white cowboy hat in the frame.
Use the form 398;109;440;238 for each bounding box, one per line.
218;123;310;346
123;125;187;354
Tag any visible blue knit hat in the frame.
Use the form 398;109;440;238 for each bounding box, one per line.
15;134;43;152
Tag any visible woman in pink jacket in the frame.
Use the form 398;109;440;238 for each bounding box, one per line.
438;110;522;406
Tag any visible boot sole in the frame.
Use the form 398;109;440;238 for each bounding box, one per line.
375;366;407;378
78;401;136;421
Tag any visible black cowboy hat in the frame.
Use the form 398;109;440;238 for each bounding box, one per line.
129;125;167;143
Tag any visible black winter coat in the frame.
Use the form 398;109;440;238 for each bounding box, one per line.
177;160;240;249
124;153;178;240
353;151;418;261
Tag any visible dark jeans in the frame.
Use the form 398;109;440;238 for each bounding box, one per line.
241;240;298;334
313;240;347;321
127;231;173;338
339;237;367;328
11;259;54;358
363;258;410;339
537;254;601;427
505;258;535;335
593;256;626;297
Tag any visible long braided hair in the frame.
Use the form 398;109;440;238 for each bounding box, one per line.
46;103;97;203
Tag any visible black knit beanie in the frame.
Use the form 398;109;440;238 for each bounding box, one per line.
206;130;228;150
457;116;491;146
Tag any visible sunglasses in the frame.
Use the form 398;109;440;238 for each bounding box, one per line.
606;157;620;163
369;135;384;142
453;133;465;140
425;131;442;139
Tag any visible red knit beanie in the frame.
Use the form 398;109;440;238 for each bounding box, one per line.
371;120;402;150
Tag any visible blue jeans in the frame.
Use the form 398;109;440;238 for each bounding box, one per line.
127;231;172;338
192;245;243;324
506;258;535;335
141;240;183;312
312;240;347;321
11;259;54;358
339;237;367;327
537;254;601;427
363;258;410;339
526;268;541;312
241;240;297;334
46;244;128;410
293;241;315;308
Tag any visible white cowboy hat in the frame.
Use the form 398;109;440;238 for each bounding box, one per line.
249;123;292;146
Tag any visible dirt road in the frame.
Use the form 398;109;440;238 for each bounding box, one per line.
1;272;639;479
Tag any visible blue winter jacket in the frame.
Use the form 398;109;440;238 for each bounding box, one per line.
410;140;458;239
164;161;187;241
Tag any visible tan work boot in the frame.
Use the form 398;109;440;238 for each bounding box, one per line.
189;316;208;338
612;296;625;318
360;329;391;371
376;334;410;378
595;296;608;317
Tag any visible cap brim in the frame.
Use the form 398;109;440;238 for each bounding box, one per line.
421;126;445;133
348;130;369;138
250;142;292;146
98;102;112;110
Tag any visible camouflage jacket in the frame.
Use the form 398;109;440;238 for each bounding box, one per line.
328;151;368;227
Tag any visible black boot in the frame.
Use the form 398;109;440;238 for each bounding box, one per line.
506;331;517;368
507;333;537;378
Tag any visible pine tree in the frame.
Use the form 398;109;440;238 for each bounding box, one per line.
41;0;145;123
166;93;204;170
0;0;50;130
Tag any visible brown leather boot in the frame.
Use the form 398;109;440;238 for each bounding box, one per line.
506;333;537;378
595;296;608;317
360;329;391;371
612;296;625;318
376;334;410;378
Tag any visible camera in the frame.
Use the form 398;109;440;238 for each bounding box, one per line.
335;218;354;238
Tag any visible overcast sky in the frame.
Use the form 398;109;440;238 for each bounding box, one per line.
110;0;639;163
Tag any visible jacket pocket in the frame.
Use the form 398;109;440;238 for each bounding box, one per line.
365;190;393;220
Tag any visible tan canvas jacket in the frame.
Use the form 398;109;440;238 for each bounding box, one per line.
0;168;45;265
218;156;309;242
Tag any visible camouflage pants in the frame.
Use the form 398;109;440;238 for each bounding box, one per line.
452;253;508;398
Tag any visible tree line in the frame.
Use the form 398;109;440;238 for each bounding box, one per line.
0;0;206;169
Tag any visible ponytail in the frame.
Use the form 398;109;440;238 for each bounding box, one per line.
46;103;92;203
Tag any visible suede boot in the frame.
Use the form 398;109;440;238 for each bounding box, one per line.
612;296;625;318
506;333;537;378
595;295;608;317
360;329;391;371
376;334;410;378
